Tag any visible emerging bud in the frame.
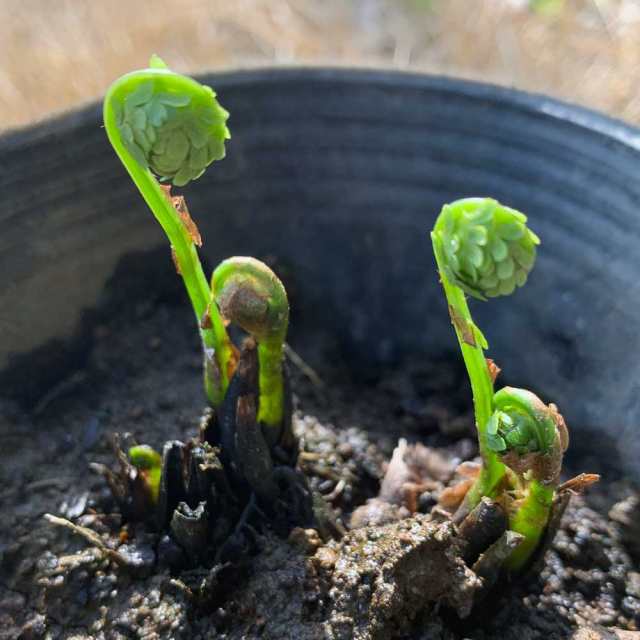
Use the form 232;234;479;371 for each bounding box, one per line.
128;444;162;503
213;257;289;345
212;257;290;429
487;387;569;485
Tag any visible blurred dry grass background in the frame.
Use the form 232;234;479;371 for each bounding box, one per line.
1;0;639;131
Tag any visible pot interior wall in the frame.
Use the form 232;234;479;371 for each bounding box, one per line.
1;69;639;479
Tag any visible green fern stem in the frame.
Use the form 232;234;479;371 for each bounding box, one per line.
256;339;286;428
506;479;554;571
431;240;505;504
103;59;234;406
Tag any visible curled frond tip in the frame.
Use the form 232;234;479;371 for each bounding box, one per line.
108;59;230;187
432;197;539;300
487;387;568;484
212;257;289;344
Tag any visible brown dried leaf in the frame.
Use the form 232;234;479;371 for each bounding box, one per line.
159;184;173;201
200;305;213;330
173;195;202;247
171;247;181;275
558;473;600;495
401;481;436;514
160;185;202;247
486;358;501;383
501;448;563;486
439;478;474;511
456;461;481;479
549;402;569;452
448;305;476;347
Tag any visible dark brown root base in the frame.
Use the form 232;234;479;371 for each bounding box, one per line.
1;300;638;639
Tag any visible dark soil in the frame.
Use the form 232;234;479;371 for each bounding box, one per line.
1;289;639;639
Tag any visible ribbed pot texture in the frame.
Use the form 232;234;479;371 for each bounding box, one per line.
1;69;639;479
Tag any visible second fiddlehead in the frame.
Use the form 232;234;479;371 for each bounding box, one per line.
212;257;290;432
488;387;569;570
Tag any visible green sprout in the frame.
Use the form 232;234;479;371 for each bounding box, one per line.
128;444;162;503
212;257;289;432
103;55;235;406
431;197;569;569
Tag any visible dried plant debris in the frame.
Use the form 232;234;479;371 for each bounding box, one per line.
350;439;460;528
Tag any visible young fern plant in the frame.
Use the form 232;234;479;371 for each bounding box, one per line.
103;55;235;407
431;197;540;508
431;197;568;570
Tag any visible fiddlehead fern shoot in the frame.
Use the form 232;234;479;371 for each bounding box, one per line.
212;257;289;431
100;60;313;566
103;55;235;406
431;197;540;509
431;197;575;570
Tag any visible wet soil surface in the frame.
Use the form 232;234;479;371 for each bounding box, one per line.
1;294;639;639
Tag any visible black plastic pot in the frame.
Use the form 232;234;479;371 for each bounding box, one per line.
1;69;639;480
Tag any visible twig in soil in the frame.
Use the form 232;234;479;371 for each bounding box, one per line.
32;371;86;415
326;479;346;502
43;513;127;567
284;343;326;391
299;451;324;462
168;578;195;601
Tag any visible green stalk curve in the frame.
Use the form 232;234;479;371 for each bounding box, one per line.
431;240;505;504
102;56;235;406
